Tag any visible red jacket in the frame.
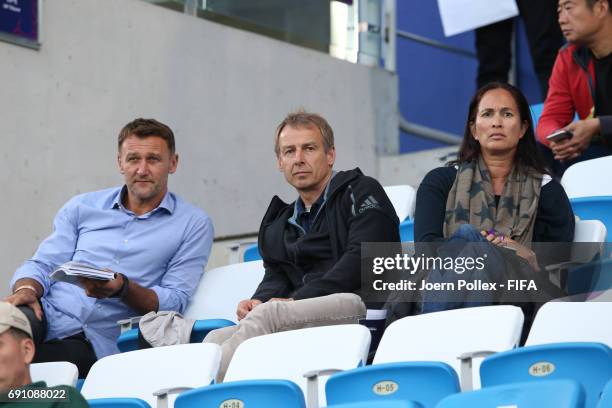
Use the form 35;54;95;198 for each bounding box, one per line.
536;43;612;145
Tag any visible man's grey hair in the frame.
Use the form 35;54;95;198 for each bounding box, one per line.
274;111;335;157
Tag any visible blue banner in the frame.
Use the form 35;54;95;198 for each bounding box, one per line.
0;0;38;43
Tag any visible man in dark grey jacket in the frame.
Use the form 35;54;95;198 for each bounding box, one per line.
204;111;399;381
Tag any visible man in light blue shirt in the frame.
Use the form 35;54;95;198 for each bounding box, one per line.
3;118;214;377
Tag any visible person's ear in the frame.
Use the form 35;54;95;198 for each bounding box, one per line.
169;154;178;174
326;147;336;167
21;338;35;365
596;0;609;17
277;151;288;172
117;153;124;174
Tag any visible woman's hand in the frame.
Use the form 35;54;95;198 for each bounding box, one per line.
481;230;540;271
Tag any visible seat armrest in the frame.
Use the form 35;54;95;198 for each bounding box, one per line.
457;350;496;391
545;261;582;288
303;368;344;408
117;316;142;333
153;386;193;408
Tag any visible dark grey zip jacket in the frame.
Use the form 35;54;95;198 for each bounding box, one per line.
252;168;400;302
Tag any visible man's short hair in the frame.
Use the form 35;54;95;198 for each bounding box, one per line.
585;0;612;12
118;118;176;154
274;111;334;157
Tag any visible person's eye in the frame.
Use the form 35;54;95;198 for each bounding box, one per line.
504;111;514;118
481;111;491;117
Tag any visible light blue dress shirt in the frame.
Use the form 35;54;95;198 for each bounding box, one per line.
11;187;214;358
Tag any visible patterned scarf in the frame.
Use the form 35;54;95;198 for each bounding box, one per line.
443;156;542;246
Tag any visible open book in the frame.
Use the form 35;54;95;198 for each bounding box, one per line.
51;261;115;288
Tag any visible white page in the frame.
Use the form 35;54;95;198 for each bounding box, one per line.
437;0;519;37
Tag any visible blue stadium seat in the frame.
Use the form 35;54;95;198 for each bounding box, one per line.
437;380;584;408
117;318;234;352
399;219;414;242
530;103;544;127
570;196;612;242
566;257;612;296
117;261;265;352
599;378;612;408
243;243;262;261
88;398;151;408
480;342;612;408
174;380;305;408
325;361;459;408
329;401;422;408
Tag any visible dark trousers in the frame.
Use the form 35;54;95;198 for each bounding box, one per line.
18;306;97;378
475;0;564;97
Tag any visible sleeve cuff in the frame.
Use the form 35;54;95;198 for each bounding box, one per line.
10;264;49;296
598;116;612;138
151;286;187;313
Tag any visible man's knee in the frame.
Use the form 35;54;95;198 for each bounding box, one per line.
330;293;366;315
203;324;239;345
244;293;366;329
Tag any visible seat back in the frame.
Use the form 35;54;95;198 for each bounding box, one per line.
374;306;524;389
326;361;459;408
224;324;371;407
175;379;305;408
526;301;612;347
184;261;265;322
570;197;612;242
327;401;421;408
81;343;221;407
30;361;78;387
437;380;584;408
481;342;612;408
530;103;544;127
243;244;262;262
562;156;612;198
574;219;607;243
599;379;612;408
88;398;151;408
399;219;414;242
383;185;416;222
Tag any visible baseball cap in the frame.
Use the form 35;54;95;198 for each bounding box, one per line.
0;302;33;338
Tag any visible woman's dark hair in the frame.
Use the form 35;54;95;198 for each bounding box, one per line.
450;82;548;175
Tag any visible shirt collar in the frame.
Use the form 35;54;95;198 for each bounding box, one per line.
290;171;337;220
111;186;175;215
295;192;325;216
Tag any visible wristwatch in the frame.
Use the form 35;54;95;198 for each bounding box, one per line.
111;274;130;299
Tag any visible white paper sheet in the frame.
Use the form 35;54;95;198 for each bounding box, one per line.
437;0;519;37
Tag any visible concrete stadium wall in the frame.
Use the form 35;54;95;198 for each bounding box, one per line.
0;0;398;294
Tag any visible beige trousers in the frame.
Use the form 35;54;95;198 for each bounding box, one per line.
203;293;366;382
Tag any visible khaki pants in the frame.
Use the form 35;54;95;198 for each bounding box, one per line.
203;293;366;382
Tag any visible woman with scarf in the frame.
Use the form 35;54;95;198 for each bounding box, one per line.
414;82;575;315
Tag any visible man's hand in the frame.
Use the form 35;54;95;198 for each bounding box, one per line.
79;274;123;299
236;299;262;321
3;287;43;320
550;118;600;161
